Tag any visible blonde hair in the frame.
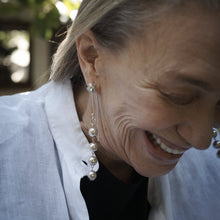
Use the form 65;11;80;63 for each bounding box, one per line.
50;0;219;83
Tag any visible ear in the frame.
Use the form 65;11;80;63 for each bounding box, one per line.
76;30;100;86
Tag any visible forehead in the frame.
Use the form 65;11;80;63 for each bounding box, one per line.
128;6;220;80
148;6;220;51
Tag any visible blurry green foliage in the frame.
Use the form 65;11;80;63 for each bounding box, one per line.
0;0;80;39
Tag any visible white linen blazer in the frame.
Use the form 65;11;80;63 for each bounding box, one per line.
0;79;219;220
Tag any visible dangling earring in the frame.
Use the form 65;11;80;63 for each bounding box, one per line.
87;83;99;180
212;128;220;158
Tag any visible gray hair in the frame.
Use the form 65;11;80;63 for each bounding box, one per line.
50;0;219;84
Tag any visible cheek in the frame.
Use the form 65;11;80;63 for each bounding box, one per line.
127;92;181;130
110;106;137;147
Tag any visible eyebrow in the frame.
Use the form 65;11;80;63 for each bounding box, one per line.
166;71;212;91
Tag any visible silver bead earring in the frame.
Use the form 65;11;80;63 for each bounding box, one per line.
212;128;220;158
87;83;99;180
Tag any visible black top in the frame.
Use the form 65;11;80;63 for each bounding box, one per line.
80;162;151;220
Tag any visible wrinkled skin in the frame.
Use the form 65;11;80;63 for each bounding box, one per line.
76;5;220;182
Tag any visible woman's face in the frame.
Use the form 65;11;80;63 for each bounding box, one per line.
90;8;220;177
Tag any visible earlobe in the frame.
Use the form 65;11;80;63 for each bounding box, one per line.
76;31;99;85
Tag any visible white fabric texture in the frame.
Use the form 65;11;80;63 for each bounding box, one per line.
0;79;219;220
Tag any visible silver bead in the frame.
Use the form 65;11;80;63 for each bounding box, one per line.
89;127;97;137
88;170;97;181
90;142;98;152
212;129;218;138
213;140;220;149
217;150;220;158
86;83;95;93
89;156;97;165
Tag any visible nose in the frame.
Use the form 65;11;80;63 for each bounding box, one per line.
177;124;213;150
177;106;214;150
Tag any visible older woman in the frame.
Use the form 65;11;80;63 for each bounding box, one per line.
0;0;220;219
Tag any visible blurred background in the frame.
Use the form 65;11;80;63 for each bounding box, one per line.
0;0;81;95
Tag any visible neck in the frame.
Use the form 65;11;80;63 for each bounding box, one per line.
96;148;135;183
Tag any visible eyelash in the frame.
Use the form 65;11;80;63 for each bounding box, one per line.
161;92;197;106
160;91;220;107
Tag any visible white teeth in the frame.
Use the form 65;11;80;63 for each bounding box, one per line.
154;135;161;145
152;134;184;155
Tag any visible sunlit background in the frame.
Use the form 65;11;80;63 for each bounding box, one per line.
0;0;82;95
0;30;30;84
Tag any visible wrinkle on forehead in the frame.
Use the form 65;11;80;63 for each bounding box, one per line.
141;8;220;78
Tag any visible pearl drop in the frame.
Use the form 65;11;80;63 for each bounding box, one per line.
90;143;97;151
89;128;97;137
213;140;220;149
86;84;95;93
89;156;97;165
88;171;97;181
212;129;218;138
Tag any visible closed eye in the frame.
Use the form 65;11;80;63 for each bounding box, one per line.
161;92;198;106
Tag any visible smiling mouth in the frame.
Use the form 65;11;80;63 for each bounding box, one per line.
145;131;186;155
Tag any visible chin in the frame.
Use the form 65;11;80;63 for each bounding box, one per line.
135;162;178;178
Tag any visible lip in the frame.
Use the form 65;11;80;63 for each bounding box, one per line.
143;131;184;165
